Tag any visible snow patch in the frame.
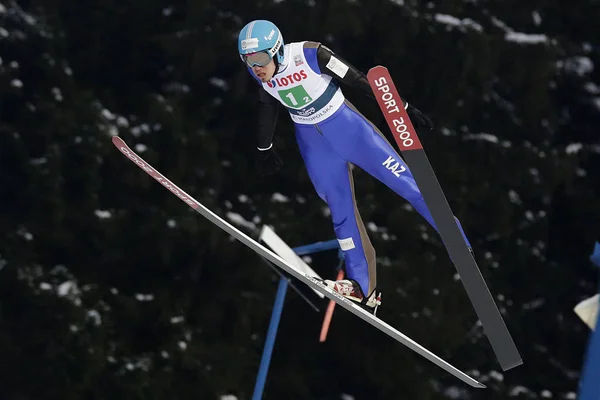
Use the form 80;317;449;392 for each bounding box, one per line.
226;212;257;230
584;82;600;94
564;57;594;76
490;13;549;46
102;109;116;120
489;370;504;382
434;14;483;32
18;228;33;241
57;281;76;297
210;77;229;90
135;143;148;153
116;116;129;127
509;385;534;397
87;309;102;326
505;32;548;44
95;210;112;219
523;298;545;310
131;123;151;137
463;133;499;143
566;143;583;154
508;190;522;204
532;11;542;26
442;386;470;399
165;82;190;93
135;293;155;302
238;194;250;203
30;157;47;165
52;87;63;101
271;193;289;203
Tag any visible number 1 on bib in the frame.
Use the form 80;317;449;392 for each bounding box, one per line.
279;85;312;108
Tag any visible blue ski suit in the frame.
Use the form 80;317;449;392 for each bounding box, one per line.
249;41;471;297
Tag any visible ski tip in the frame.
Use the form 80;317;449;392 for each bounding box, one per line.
367;65;388;74
111;135;125;147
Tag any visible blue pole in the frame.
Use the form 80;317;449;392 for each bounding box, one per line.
252;239;341;399
252;277;289;400
292;240;339;256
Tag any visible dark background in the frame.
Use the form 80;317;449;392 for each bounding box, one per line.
1;0;600;399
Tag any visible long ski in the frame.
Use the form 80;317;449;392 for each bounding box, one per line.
366;66;522;371
111;135;485;388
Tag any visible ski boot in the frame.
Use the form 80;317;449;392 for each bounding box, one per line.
322;279;382;316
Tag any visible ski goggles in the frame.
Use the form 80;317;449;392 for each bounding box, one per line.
241;51;272;68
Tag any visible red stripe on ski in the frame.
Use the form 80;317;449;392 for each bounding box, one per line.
111;136;200;209
367;66;423;151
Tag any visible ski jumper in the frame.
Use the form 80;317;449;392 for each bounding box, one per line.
250;41;471;296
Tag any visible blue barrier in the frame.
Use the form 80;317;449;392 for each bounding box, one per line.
251;240;341;400
578;242;600;400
